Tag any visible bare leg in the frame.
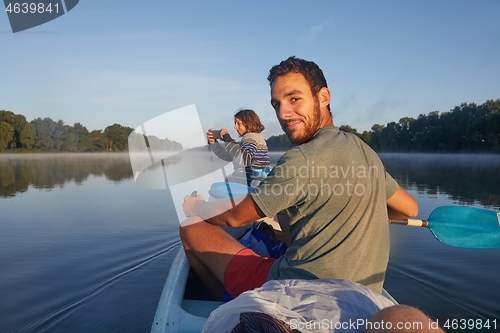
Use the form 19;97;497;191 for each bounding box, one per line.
184;249;225;301
179;216;246;301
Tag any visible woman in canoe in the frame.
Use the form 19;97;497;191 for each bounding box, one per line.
207;109;271;187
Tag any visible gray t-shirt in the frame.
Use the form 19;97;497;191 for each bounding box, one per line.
251;126;398;293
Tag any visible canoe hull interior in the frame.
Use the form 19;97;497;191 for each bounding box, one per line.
151;220;397;333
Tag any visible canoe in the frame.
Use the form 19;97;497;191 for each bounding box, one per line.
150;221;268;333
150;221;398;333
150;245;224;333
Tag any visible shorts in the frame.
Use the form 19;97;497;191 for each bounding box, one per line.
224;248;277;298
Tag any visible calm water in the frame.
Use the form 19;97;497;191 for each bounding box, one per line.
0;153;499;332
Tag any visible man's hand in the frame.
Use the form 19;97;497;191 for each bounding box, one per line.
182;192;205;217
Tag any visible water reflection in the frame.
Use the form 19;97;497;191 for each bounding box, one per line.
0;153;134;198
2;153;499;209
380;153;500;209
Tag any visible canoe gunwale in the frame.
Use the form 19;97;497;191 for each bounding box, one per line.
150;245;209;333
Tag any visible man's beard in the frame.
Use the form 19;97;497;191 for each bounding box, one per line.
282;98;321;145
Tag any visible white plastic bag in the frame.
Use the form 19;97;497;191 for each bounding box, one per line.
202;279;395;333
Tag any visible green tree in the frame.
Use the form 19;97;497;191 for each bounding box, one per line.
32;118;54;150
0;111;28;149
338;125;370;144
61;131;79;152
0;110;14;123
19;123;36;148
266;134;294;151
339;124;358;134
396;117;415;151
69;123;94;152
78;134;95;152
9;114;28;148
104;124;134;151
50;119;66;150
410;111;441;152
90;130;107;151
486;113;500;152
0;122;14;151
368;124;384;151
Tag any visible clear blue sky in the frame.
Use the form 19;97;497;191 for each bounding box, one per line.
1;0;499;139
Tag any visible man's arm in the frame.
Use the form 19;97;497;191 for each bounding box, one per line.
183;194;266;227
386;185;418;220
276;213;291;247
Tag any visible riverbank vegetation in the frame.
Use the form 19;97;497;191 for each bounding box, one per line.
0;112;134;152
1;99;498;153
0;112;182;153
267;99;500;153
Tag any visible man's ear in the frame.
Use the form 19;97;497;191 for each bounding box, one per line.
318;87;331;109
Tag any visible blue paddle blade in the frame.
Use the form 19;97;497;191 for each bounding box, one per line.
427;206;500;249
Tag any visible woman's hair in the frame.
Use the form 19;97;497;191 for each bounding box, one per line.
234;109;265;133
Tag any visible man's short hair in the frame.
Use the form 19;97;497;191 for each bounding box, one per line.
267;56;329;98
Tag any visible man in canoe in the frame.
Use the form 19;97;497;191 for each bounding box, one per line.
181;56;418;301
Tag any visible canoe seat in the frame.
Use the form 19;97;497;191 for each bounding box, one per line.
181;299;225;318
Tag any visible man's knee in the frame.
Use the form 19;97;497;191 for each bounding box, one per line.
179;216;204;248
180;215;204;229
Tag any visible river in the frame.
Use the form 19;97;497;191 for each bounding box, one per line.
0;153;499;332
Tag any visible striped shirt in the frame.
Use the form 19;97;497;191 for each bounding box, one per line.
211;132;270;185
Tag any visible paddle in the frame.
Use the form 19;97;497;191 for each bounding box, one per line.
389;206;500;249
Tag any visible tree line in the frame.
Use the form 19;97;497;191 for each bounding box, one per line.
0;111;182;153
266;99;500;153
368;99;500;152
2;99;498;153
